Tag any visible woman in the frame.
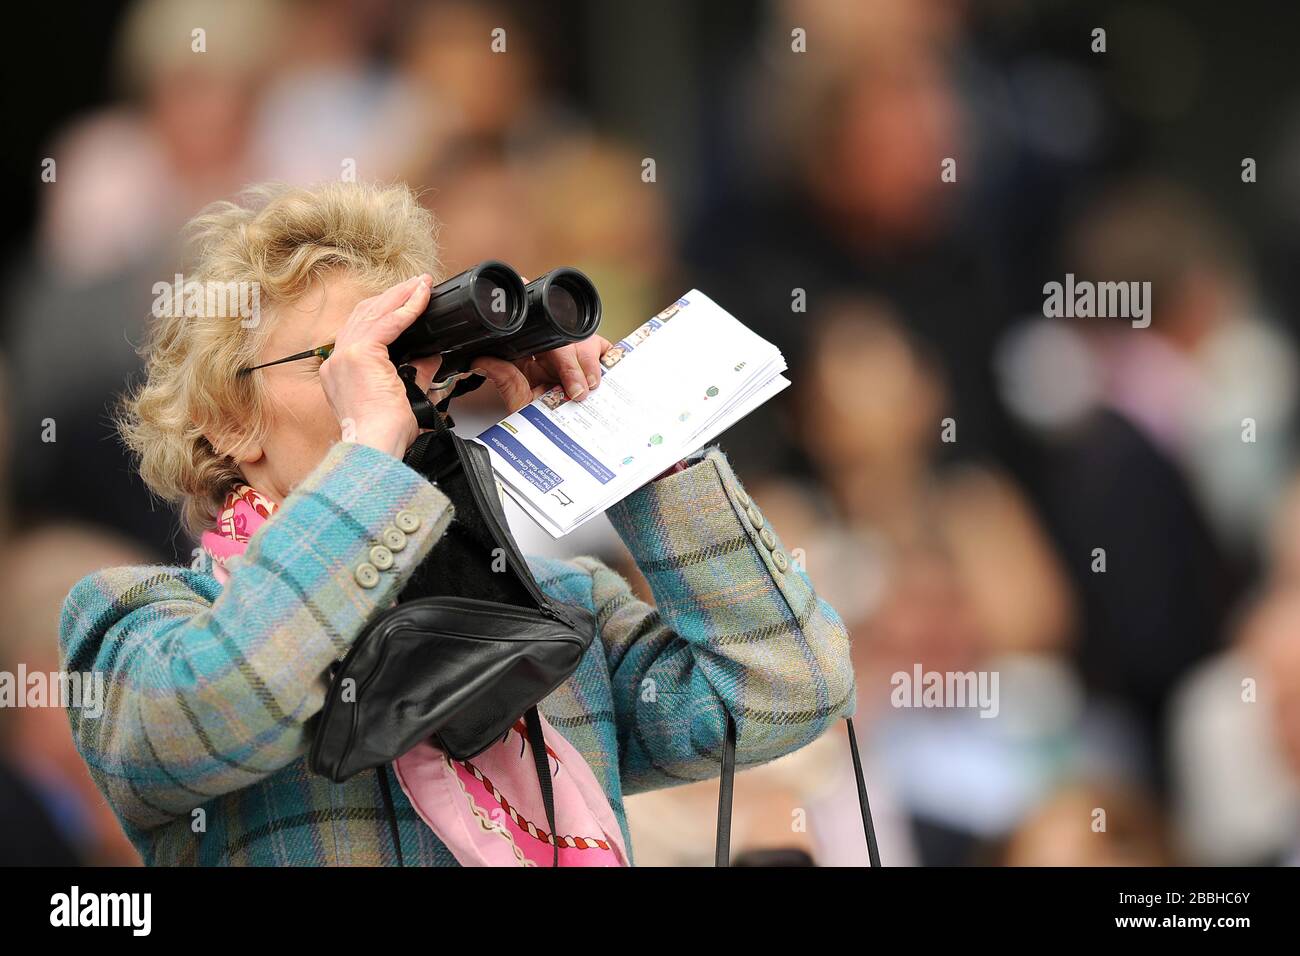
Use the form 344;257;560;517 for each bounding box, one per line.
58;181;856;866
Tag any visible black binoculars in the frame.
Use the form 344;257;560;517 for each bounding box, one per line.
390;260;601;427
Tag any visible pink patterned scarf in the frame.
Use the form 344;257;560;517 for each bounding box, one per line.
202;483;629;867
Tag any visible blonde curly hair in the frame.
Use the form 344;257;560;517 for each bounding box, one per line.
117;181;442;539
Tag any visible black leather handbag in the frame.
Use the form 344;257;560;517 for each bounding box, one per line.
309;389;881;867
308;409;596;866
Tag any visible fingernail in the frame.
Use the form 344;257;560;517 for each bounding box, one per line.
587;374;599;388
569;382;587;399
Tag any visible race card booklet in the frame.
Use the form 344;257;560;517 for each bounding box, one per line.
473;290;790;537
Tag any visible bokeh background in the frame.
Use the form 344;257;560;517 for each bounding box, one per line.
4;0;1300;866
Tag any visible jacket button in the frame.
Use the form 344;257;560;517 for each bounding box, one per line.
759;528;776;551
355;563;380;588
735;488;751;508
772;549;788;573
382;526;407;551
395;510;422;533
369;545;394;570
746;505;765;530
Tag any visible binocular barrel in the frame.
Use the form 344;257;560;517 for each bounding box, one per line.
387;260;527;364
388;261;601;371
498;267;603;361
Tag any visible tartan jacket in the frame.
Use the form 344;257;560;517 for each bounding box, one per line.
59;441;855;865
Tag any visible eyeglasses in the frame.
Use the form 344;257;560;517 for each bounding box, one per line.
237;343;335;376
238;342;483;393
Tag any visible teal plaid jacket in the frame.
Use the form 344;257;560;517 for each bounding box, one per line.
59;441;855;865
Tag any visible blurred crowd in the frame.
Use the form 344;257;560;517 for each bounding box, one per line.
3;0;1300;866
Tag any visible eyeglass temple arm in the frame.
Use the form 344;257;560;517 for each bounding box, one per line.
240;349;469;430
239;344;334;375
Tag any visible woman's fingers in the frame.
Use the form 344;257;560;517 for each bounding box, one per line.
516;355;546;388
523;335;610;397
338;274;433;347
574;335;611;390
536;344;591;400
503;335;613;403
408;354;444;393
472;355;537;414
371;274;433;342
369;273;430;320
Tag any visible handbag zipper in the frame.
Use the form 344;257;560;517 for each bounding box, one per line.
387;594;569;624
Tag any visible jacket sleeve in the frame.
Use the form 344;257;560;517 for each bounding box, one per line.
587;447;855;796
58;441;454;830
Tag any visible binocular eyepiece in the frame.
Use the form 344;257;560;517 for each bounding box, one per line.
388;261;602;374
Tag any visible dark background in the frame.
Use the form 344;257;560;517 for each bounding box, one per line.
4;0;1300;868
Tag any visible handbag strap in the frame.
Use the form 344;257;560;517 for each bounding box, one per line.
844;716;882;866
715;714;881;867
524;705;560;867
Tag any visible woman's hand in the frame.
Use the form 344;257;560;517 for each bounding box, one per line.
471;334;614;414
319;274;443;459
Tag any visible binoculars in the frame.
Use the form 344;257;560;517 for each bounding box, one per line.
389;260;601;427
389;260;601;372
